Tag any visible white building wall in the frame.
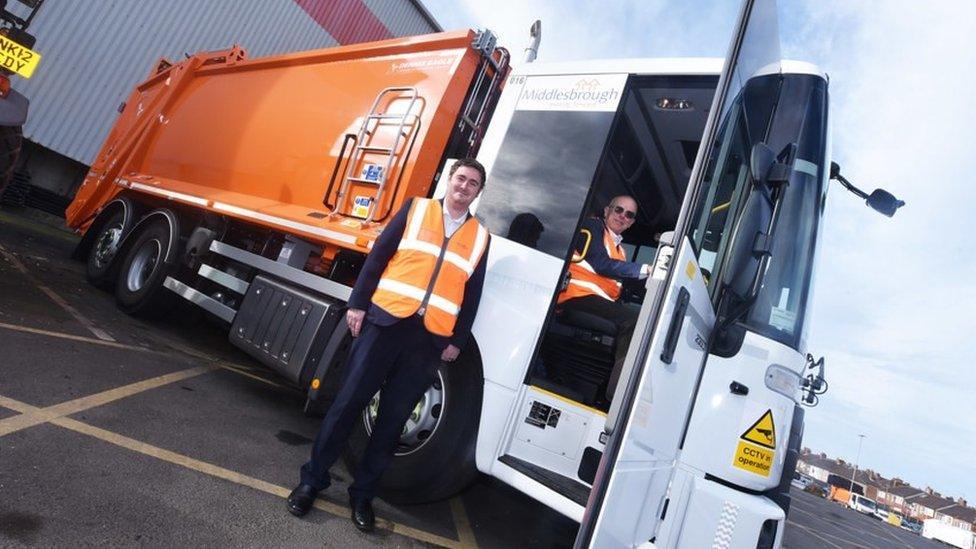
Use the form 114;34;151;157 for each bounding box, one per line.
10;0;439;166
365;0;441;36
798;462;829;482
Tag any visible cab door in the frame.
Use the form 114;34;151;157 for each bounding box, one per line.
575;0;783;546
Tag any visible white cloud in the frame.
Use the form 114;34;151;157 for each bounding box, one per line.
427;0;739;62
790;0;976;496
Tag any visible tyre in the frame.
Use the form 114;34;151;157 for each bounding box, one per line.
0;125;23;200
86;208;132;289
114;213;179;316
343;346;484;504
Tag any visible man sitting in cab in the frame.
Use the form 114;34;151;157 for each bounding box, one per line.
557;195;651;394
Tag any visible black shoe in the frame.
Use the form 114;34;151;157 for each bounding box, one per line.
351;498;375;532
287;484;318;517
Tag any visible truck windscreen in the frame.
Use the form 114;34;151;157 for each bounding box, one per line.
688;73;827;353
743;75;828;351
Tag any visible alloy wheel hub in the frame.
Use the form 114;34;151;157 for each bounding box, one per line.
364;371;445;456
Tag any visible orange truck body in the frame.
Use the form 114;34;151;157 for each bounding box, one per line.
829;485;852;504
66;30;503;259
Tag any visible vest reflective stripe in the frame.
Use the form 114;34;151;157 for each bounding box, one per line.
558;224;625;304
566;278;614;301
375;279;460;316
396;238;482;276
372;198;488;336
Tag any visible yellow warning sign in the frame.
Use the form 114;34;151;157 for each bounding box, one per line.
740;409;776;449
732;441;773;476
0;35;41;79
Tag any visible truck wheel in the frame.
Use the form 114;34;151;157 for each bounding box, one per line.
343;346;484;504
86;209;131;288
114;214;179;316
0;125;22;199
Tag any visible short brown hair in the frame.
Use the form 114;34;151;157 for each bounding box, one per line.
449;158;487;189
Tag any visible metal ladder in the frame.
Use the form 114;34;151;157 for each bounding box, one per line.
458;30;510;152
334;87;419;223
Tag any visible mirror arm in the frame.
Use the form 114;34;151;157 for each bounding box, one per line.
830;161;905;217
801;354;828;406
831;171;869;200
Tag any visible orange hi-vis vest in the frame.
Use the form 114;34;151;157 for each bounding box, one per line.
558;224;625;304
371;198;490;337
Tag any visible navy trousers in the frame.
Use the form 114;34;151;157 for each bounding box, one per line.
299;315;439;501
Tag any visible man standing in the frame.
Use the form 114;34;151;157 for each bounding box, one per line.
286;159;491;532
558;195;649;395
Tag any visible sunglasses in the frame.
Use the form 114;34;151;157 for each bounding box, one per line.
611;205;636;219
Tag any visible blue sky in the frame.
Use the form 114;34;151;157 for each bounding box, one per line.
424;0;976;500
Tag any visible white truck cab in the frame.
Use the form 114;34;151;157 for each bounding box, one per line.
849;494;878;515
440;0;829;546
366;0;894;545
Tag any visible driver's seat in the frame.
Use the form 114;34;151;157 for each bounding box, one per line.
558;306;618;336
539;305;620;409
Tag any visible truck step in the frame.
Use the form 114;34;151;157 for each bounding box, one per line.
367;113;408;120
344;176;384;185
163;276;236;323
208;240;352;302
356;145;393;153
198;264;249;295
498;454;591;506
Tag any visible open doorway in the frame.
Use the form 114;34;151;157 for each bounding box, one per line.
529;75;717;411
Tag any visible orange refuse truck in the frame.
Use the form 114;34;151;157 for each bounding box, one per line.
66;29;508;411
829;485;852;505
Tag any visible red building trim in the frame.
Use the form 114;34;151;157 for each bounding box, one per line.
294;0;393;44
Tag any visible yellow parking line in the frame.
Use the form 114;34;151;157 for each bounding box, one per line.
154;335;267;376
0;321;279;388
216;363;288;389
36;283;116;341
0;395;34;414
53;416;463;547
0;243;116;342
150;333;221;363
0;365;216;437
450;497;478;547
0;393;462;548
0;321;155;353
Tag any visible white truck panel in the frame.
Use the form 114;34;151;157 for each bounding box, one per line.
923;519;976;549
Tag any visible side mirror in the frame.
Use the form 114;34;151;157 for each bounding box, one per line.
866;189;905;218
831;162;905;218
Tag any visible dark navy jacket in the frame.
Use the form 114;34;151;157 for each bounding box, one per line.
347;198;490;351
577;218;643;281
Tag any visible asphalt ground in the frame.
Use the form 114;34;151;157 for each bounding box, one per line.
783;488;942;549
0;206;943;548
0;207;578;548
